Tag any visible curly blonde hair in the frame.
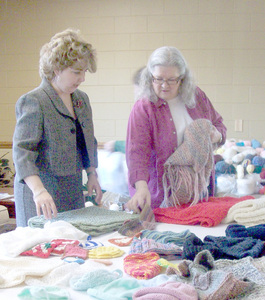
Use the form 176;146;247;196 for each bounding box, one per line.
39;28;97;81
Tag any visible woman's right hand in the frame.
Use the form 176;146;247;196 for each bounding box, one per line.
33;189;58;220
125;180;151;213
24;175;58;220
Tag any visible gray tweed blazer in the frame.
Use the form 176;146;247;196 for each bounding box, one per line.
13;78;98;182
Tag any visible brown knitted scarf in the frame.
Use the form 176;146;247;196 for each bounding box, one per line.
162;119;214;207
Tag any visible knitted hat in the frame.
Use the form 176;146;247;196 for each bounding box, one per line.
132;281;198;300
124;252;161;279
162;119;214;207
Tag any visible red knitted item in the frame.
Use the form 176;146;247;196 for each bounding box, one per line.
20;240;61;258
154;196;254;227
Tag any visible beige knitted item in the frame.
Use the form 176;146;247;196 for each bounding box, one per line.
162;119;214;207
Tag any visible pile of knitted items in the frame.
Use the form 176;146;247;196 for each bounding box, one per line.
222;196;265;226
154;195;253;227
166;250;253;300
28;206;139;237
182;233;264;261
162;119;214;207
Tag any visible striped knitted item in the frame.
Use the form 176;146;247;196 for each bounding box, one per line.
129;237;183;260
140;229;191;246
162;119;213;207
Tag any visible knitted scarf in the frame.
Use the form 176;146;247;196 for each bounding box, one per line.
162;118;214;207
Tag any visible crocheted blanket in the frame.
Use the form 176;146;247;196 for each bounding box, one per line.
28;206;138;237
162;118;214;207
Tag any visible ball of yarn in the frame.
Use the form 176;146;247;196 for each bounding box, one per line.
222;148;237;161
215;161;236;174
252;156;265;167
260;169;265;179
252;139;261;149
232;153;245;164
246;164;255;174
245;154;255;161
216;148;225;155
242;159;251;168
260;151;265;159
243;141;251;147
214;154;223;164
254;166;263;174
236;142;244;147
256;148;264;155
236;165;244;179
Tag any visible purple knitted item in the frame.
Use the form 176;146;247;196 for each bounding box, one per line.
162;119;214;207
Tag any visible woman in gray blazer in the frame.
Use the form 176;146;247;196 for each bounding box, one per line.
13;29;103;227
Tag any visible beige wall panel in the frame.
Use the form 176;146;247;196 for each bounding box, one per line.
0;0;264;143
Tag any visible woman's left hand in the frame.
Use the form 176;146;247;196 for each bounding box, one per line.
86;173;103;205
210;126;222;144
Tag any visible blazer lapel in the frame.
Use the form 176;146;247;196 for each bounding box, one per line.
40;79;73;118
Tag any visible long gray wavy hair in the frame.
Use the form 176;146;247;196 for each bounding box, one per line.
136;46;196;107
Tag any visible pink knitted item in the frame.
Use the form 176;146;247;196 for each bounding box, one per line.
162;119;213;207
123;252;161;280
133;281;198;300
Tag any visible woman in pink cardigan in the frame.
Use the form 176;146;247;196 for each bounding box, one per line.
126;46;226;213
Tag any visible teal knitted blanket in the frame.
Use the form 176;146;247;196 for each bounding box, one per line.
28;206;138;237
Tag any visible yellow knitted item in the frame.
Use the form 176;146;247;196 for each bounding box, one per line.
88;246;125;259
157;258;180;273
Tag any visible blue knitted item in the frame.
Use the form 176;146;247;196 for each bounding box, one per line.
226;224;265;241
182;233;264;260
70;269;123;291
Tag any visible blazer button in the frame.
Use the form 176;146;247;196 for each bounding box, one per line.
70;128;76;134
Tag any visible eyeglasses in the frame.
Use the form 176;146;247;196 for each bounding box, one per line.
152;76;182;86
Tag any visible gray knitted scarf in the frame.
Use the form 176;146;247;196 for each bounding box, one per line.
162;118;214;207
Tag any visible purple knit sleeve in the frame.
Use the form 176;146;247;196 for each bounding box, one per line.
126;100;152;187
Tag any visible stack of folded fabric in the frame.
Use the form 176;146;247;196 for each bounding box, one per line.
28;206;139;237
